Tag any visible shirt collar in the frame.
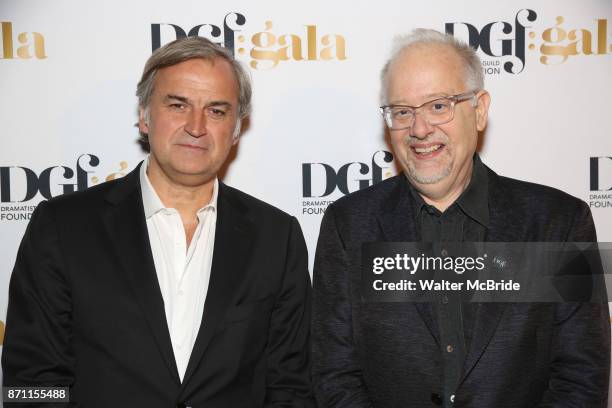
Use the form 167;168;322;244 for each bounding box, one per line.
139;155;219;219
406;154;489;227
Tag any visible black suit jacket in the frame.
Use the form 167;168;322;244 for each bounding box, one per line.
2;164;315;408
312;165;610;408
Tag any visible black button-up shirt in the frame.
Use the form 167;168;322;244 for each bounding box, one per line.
407;155;489;407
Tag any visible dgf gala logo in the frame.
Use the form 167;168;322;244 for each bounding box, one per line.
151;11;347;70
0;21;47;60
445;9;537;75
446;10;611;75
0;155;130;221
301;151;395;215
589;157;612;209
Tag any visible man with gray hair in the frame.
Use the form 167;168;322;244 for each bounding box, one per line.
312;28;609;407
3;37;314;407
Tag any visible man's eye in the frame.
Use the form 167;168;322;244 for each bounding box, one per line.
429;101;450;113
169;103;186;110
392;108;413;119
208;108;227;118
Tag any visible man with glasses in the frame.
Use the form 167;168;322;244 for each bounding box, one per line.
312;29;610;407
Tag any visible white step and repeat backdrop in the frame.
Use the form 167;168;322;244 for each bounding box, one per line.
1;0;611;398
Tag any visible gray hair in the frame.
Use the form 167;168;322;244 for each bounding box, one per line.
380;28;483;104
136;36;252;120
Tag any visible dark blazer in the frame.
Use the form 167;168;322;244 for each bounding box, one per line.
312;165;610;408
2;164;315;408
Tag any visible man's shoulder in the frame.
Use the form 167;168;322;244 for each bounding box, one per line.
40;174;132;215
328;174;405;216
220;183;294;223
491;170;587;213
488;169;594;240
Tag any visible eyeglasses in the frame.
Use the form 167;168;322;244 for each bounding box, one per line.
380;91;478;130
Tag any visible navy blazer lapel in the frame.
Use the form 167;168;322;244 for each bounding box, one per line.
460;302;506;383
461;168;510;383
181;183;255;386
376;176;440;345
103;164;180;384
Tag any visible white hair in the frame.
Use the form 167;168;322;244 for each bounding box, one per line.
380;28;484;104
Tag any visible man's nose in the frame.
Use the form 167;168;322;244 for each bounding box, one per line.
184;110;207;138
410;111;435;139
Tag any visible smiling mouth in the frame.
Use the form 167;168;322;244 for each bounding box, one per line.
411;144;444;156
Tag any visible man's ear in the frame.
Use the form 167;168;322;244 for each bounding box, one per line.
232;119;241;145
138;106;149;135
474;90;490;132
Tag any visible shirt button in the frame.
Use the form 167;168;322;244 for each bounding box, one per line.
450;394;455;403
441;249;448;257
442;296;449;304
446;344;454;353
177;290;184;296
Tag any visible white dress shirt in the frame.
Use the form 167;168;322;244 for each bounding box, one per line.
139;156;218;382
